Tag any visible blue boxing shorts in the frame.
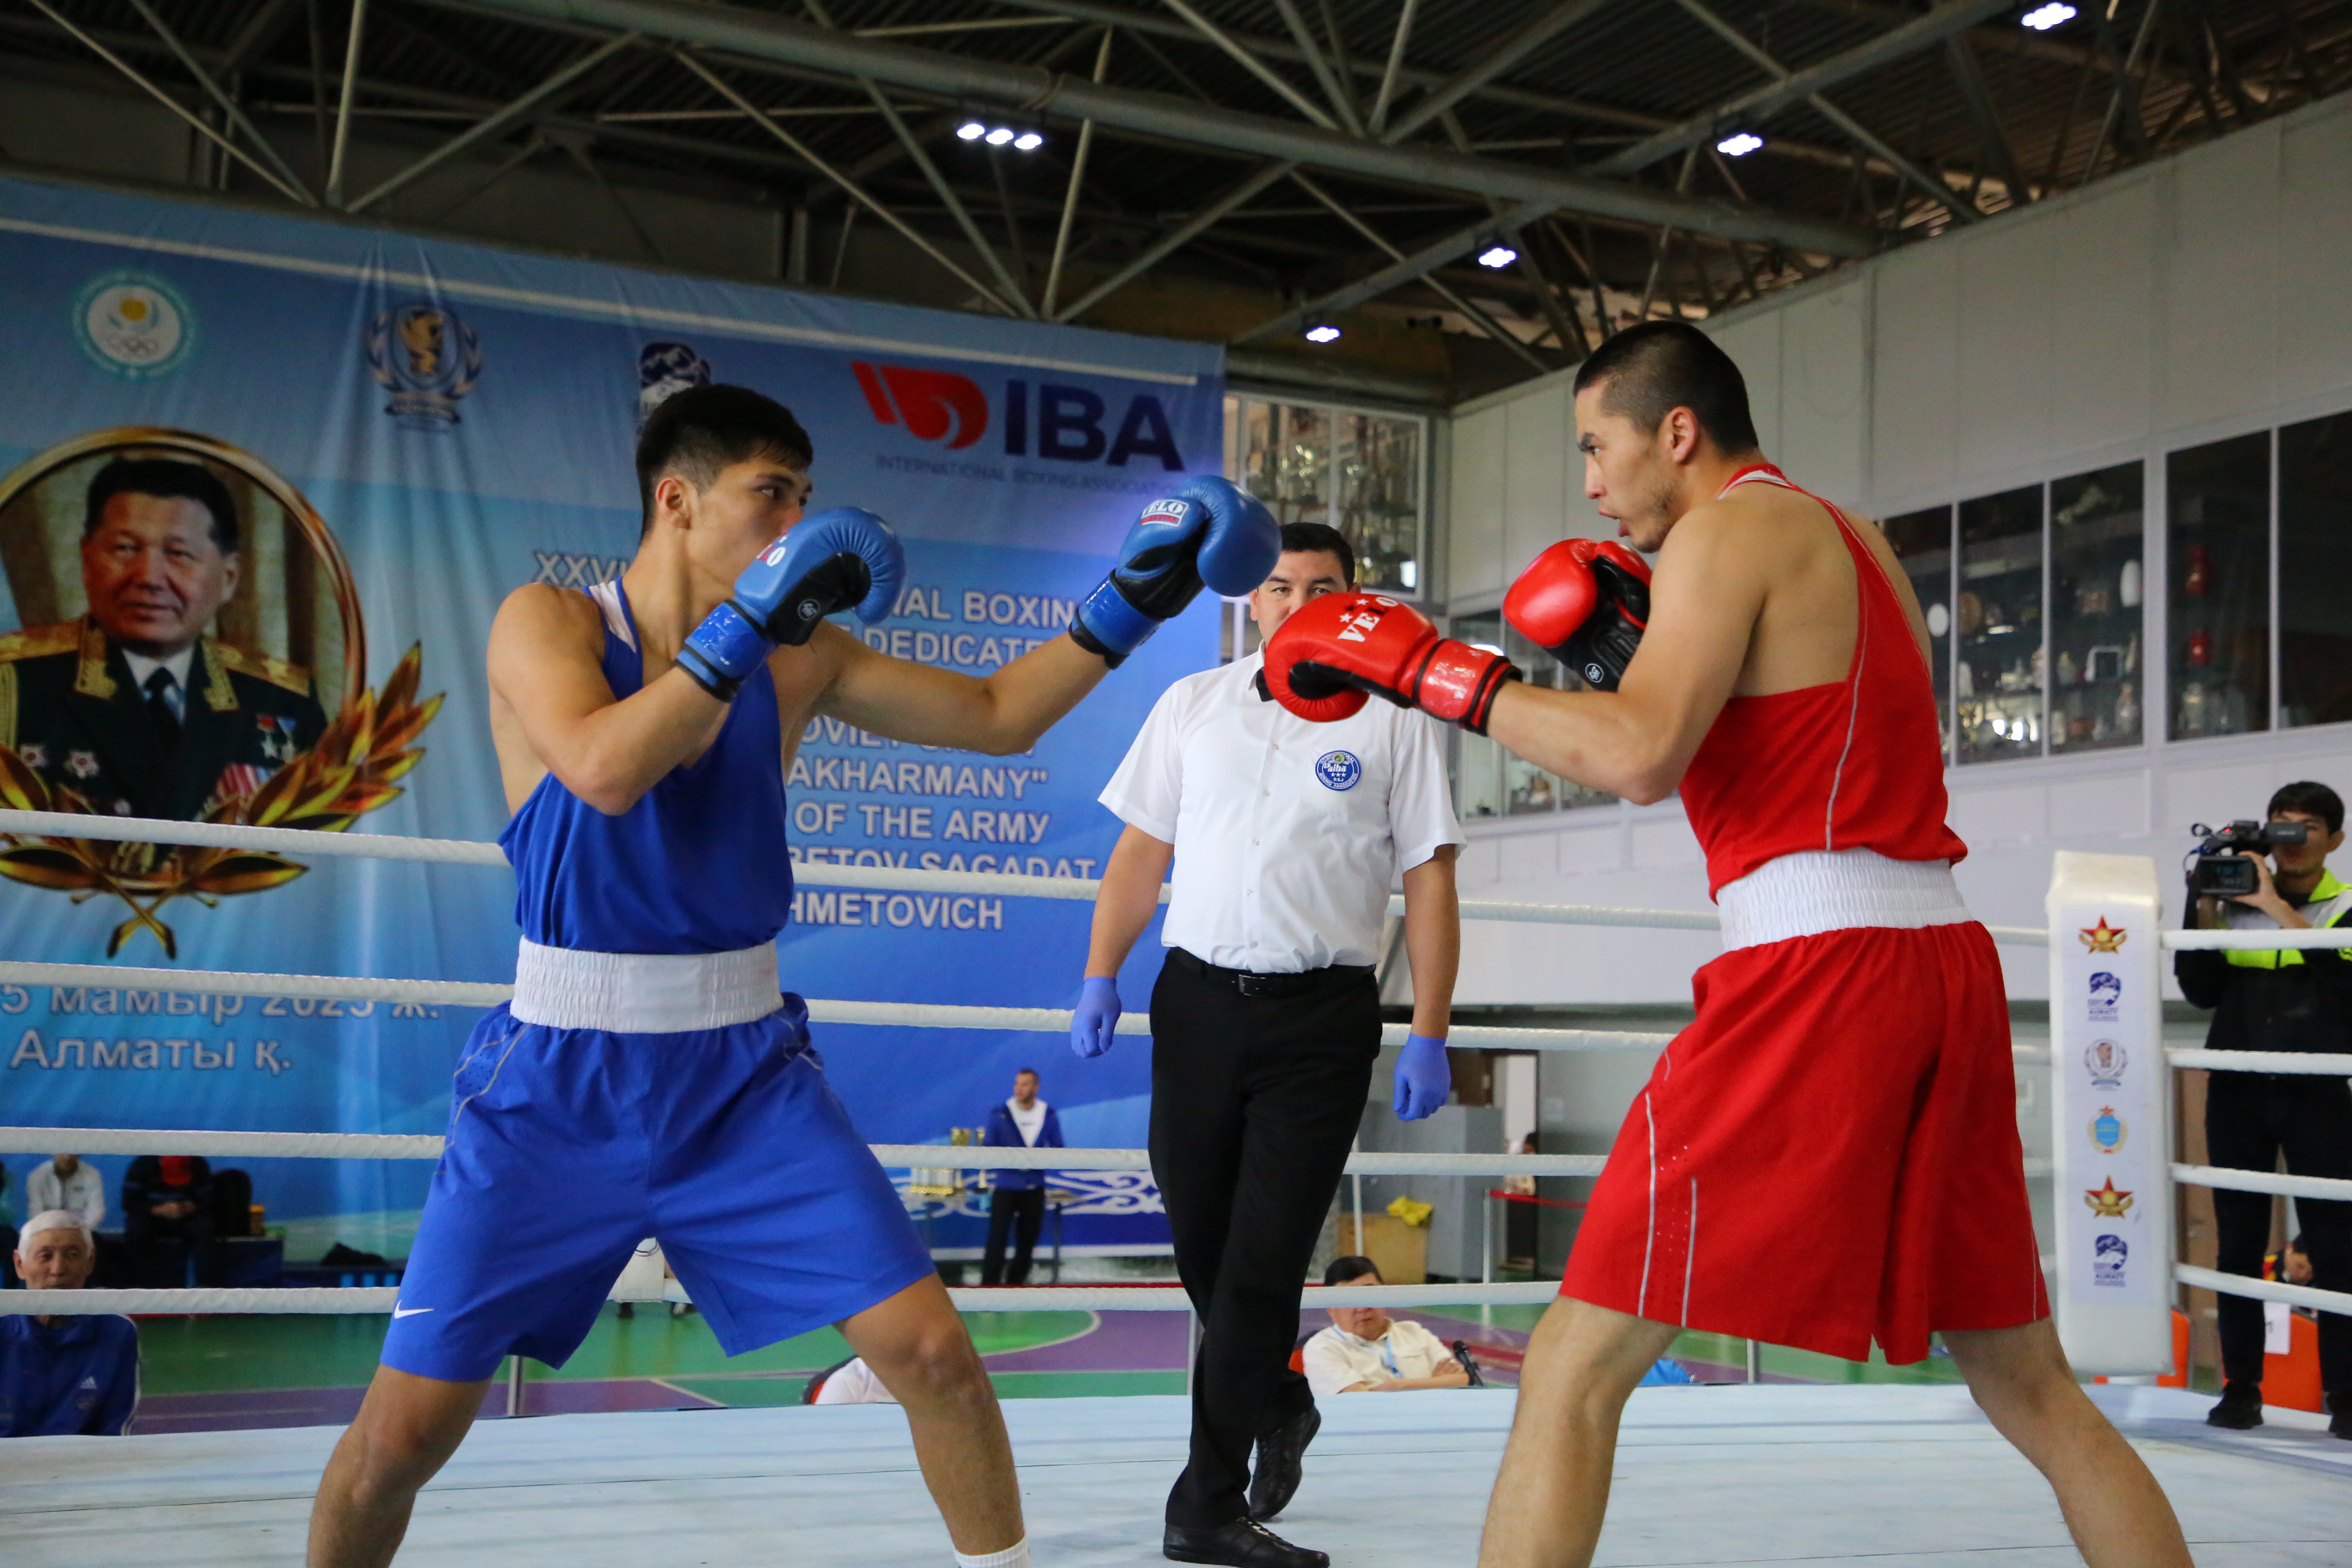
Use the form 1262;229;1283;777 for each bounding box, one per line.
382;995;933;1383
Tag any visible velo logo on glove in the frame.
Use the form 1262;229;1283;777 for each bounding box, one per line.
1139;499;1191;528
1334;595;1401;644
1314;750;1362;791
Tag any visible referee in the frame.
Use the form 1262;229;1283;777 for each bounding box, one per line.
1074;521;1465;1568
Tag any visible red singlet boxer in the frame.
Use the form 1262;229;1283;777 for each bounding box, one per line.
1559;464;2048;1364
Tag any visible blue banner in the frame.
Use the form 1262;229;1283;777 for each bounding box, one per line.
0;173;1215;1260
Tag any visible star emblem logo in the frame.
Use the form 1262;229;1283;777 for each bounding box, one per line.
2079;917;2127;953
2084;1177;2135;1218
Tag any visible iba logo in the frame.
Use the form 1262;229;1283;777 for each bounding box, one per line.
853;361;1185;469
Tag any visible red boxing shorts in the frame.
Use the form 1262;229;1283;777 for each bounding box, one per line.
1560;908;2048;1365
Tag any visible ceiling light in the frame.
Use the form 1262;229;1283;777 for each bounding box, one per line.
957;121;987;141
1012;130;1044;151
2021;1;2076;26
1715;131;1764;157
1476;244;1518;269
1303;323;1342;344
985;126;1016;146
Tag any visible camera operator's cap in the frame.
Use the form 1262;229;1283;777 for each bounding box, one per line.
18;1208;92;1245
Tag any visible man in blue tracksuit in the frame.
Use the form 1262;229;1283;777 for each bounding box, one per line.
2;1212;139;1437
981;1068;1065;1286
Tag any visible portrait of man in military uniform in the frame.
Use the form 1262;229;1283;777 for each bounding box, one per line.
0;456;328;821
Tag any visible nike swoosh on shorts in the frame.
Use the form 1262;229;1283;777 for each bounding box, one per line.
392;1305;434;1318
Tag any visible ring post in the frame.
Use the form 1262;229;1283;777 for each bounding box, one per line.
2046;851;2172;1375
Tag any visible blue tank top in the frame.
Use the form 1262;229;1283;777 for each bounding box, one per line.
501;579;794;954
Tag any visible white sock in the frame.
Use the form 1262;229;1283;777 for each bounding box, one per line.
954;1539;1029;1568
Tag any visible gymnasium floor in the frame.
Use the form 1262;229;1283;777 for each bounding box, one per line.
8;1384;2344;1566
124;1303;1979;1432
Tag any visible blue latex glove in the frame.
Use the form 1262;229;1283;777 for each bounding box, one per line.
676;506;904;698
1071;477;1280;666
1071;976;1121;1059
1393;1034;1451;1121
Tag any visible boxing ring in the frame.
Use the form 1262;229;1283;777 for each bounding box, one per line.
2;807;2349;1566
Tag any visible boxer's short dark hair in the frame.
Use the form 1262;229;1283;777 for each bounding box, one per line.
1572;319;1759;455
636;384;814;535
1278;521;1356;585
2270;780;2344;836
85;457;239;552
1324;1254;1381;1286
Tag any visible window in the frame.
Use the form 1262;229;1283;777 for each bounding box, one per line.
1882;505;1954;761
2167;433;2270;740
2048;462;2146;753
1447;610;1613;821
1956;485;2045;763
1227;396;1426;597
2279;412;2352;729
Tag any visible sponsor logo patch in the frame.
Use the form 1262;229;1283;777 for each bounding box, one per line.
1314;750;1362;791
2078;916;2127;953
2088;969;2121;1020
2083;1177;2135;1218
73;269;195;379
2093;1233;2128;1286
2089;1106;2127;1154
2084;1038;2128;1090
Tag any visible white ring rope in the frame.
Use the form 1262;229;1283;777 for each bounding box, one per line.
2172;1163;2352;1204
2173;1264;2352;1318
0;806;2068;940
0;1281;1567;1317
2161;928;2352;951
2166;1049;2352;1076
0;960;1672;1054
0;1127;1600;1177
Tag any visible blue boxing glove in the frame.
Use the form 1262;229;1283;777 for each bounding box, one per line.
1393;1034;1451;1121
1070;477;1280;668
1071;976;1121;1059
676;507;905;699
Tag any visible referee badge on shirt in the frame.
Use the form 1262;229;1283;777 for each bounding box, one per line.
1314;750;1362;791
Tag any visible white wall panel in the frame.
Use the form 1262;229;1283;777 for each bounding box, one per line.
2159;757;2275;837
1557;818;1626;875
2049;181;2157;458
1709;309;1784;455
1629;816;1703;869
1948;782;2048;848
1449;405;1507;598
1503;382;1574;574
2276;111;2352;409
1778;279;1870;507
1956;211;2057;482
2048;770;2150;840
2162;125;2280;431
1869;246;1961;506
1494;831;1560;881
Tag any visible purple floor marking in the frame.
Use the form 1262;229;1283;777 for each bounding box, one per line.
135;1378;718;1434
980;1310;1190;1373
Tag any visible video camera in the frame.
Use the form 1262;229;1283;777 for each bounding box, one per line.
2187;819;2309;898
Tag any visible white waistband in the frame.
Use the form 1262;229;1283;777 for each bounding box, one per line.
1716;850;1970;951
511;938;781;1033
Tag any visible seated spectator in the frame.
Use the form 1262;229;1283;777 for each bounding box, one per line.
121;1155;213;1287
27;1155;105;1231
2;1211;139;1436
1302;1256;1471;1397
808;1355;897;1406
979;1068;1064;1287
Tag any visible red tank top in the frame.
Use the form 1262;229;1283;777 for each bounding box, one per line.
1678;464;1967;897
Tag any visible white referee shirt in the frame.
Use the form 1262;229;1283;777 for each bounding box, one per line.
1098;650;1463;974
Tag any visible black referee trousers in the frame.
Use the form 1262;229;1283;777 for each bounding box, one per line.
2207;1069;2352;1393
1148;949;1379;1531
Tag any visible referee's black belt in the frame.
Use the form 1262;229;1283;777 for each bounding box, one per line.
1167;947;1374;999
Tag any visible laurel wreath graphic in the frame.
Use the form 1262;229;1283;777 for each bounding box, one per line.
0;644;443;958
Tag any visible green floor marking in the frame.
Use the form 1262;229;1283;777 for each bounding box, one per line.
135;1308;1095;1395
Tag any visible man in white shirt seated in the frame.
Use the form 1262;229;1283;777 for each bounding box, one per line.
1302;1257;1469;1398
807;1355;897;1406
26;1155;107;1232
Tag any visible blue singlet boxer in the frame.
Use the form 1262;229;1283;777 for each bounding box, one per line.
382;579;931;1383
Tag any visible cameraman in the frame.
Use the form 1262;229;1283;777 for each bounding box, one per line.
2176;780;2352;1438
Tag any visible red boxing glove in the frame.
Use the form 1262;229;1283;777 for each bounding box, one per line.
1264;592;1522;733
1504;538;1652;692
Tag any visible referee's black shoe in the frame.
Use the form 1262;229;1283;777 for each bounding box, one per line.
2206;1381;2263;1430
1247;1404;1321;1520
1164;1518;1329;1567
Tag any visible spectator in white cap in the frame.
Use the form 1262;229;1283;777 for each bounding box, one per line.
2;1211;140;1437
26;1155;106;1232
